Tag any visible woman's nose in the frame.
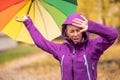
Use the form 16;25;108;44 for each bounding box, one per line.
74;32;78;36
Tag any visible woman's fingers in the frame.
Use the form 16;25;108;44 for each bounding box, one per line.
15;14;28;22
72;22;87;32
15;17;23;22
72;18;83;24
23;14;28;20
72;17;88;32
80;28;88;33
81;15;88;22
72;22;84;28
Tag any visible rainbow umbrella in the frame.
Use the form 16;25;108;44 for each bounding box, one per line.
0;0;77;44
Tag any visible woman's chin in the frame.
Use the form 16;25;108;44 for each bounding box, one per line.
73;41;80;44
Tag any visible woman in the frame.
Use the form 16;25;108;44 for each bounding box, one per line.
16;14;118;80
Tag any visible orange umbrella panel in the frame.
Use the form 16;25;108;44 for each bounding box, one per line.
0;0;28;30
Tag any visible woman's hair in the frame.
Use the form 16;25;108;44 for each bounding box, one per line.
64;24;68;38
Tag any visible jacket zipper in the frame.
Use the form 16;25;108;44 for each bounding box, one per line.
61;55;64;79
92;64;94;71
83;54;91;80
72;48;76;80
92;64;95;80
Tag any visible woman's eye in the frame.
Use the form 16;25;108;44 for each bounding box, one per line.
70;30;74;33
76;29;81;32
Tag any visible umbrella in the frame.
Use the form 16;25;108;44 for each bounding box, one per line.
0;0;77;44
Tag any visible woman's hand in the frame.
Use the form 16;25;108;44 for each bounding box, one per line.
15;14;28;22
72;15;88;32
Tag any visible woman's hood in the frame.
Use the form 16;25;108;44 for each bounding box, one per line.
61;13;89;45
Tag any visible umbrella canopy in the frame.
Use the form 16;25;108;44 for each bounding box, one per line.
0;0;77;44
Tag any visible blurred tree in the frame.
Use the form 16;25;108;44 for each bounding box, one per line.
109;0;120;43
99;0;110;24
76;0;98;20
117;27;120;43
76;0;110;24
76;0;120;43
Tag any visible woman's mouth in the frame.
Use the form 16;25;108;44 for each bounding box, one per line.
73;38;80;41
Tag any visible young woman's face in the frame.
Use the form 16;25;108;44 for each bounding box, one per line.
66;24;83;44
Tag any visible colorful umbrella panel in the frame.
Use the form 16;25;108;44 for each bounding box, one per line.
0;0;77;44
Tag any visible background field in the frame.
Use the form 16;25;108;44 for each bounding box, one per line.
0;0;120;80
0;38;120;80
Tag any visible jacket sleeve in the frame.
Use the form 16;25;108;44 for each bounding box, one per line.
23;17;61;58
87;20;118;55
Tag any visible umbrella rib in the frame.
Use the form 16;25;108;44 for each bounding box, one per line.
63;0;77;5
36;0;49;39
27;0;34;14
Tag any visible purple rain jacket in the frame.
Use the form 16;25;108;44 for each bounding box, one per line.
23;14;118;80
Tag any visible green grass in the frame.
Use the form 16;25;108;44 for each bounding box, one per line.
0;43;40;64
